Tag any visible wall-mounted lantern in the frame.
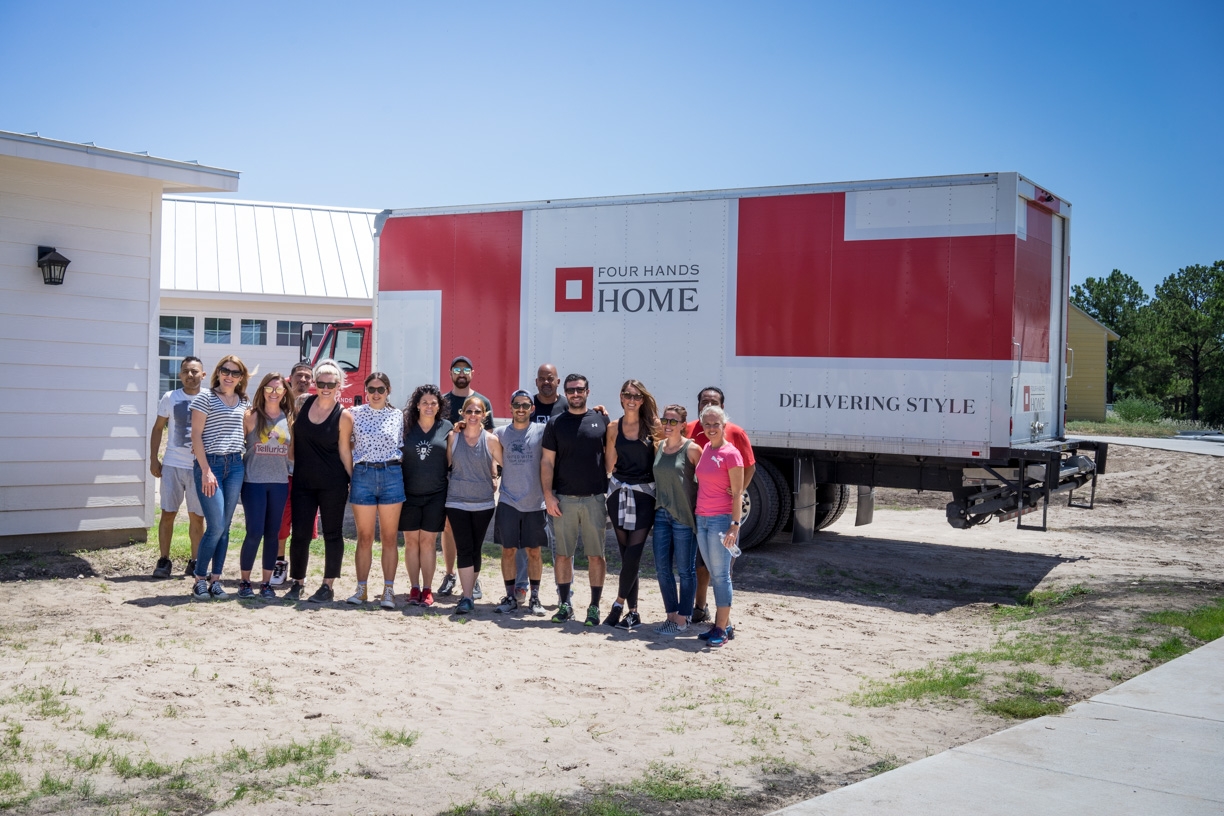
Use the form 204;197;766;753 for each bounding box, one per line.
37;246;70;285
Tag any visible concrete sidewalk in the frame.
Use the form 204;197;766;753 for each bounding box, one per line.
771;637;1224;815
1068;434;1224;457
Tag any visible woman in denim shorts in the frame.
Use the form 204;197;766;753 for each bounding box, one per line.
345;372;406;605
693;405;744;647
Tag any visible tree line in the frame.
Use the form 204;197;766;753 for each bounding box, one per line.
1071;261;1224;425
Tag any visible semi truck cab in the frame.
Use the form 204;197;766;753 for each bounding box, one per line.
300;319;373;407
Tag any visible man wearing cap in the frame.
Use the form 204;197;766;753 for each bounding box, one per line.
493;390;548;615
437;355;495;597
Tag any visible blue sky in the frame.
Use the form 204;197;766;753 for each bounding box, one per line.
2;1;1220;294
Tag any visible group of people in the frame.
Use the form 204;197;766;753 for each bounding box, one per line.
150;355;754;647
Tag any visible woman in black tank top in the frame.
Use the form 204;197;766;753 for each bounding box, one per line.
601;379;661;630
285;359;353;603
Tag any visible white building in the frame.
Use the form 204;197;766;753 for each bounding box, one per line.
157;196;377;395
0;131;238;552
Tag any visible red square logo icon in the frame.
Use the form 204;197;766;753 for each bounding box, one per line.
555;267;593;312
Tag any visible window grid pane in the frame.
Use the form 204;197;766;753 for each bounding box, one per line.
276;320;303;347
204;317;231;344
159;359;181;397
158;315;194;357
241;319;267;346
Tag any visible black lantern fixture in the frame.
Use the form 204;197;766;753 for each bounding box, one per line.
37;246;70;285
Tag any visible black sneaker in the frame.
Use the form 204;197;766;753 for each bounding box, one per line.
691;605;710;624
698;624;734;641
602;605;623;627
259;582;276;600
237;580;254;599
455;597;475;615
191;579;210;601
494;595;518;614
584;605;600;627
438;573;458;596
307;584;334;603
152;558;173;580
284;582;304;601
551;602;573;623
184;559;197;577
615;611;641;630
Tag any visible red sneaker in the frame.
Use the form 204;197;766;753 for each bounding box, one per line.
407;587;422;606
419;587;434;607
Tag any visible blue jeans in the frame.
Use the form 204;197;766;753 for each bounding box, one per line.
240;482;289;573
193;453;244;579
696;514;734;609
653;507;697;616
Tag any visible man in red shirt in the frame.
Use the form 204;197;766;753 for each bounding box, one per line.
686;386;756;623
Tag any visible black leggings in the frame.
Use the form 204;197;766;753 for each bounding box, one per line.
445;507;494;571
290;485;348;581
607;492;655;608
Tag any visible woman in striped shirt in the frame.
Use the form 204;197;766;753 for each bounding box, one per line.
189;355;251;601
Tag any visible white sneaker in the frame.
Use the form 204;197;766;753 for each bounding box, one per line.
346;585;368;605
380;587;396;610
270;559;288;586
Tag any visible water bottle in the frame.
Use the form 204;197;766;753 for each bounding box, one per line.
719;531;742;558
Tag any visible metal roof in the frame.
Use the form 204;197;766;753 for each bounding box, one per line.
162;196;379;300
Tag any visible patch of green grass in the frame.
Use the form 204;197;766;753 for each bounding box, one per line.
85;629;104;643
375;728;419;747
994;584;1092;621
849;663;982;707
1;723;22;760
0;770;21;793
86;719;133;740
627;763;728;802
68;750;108;771
37;772;72;795
961;629;1139;670
579;798;642;816
110;753;172;779
1149;637;1190;663
867;755;900;776
223;733;348;780
983;695;1066;719
1146;598;1224;643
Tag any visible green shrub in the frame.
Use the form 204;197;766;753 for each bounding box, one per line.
1112;397;1164;423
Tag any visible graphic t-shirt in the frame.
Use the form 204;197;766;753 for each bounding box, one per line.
402;418;454;496
158;388;209;469
541;410;610;496
695;442;744;517
494;423;546;511
244;416;291;483
531;396;565;425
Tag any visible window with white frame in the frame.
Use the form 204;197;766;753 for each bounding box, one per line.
241;319;268;345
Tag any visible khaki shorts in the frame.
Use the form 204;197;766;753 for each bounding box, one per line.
554;494;608;559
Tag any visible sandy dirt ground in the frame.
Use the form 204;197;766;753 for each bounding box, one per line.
0;444;1221;815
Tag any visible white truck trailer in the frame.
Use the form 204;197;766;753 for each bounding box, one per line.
356;172;1103;547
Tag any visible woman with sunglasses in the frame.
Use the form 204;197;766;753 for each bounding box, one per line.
237;372;294;599
652;404;701;635
693;405;744;647
445;396;503;614
285;359;354;603
396;384;452;608
345;372;405;605
188;355;251;600
601;379;661;630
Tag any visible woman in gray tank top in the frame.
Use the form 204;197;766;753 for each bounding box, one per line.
445;396;504;614
238;372;294;599
651;404;702;635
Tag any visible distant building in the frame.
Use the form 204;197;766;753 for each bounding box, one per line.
157;196;377;394
0;131;237;552
1066;303;1120;422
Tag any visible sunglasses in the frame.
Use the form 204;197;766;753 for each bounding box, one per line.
366;385;388;394
621;392;643;401
511;402;533;410
316;380;339;390
463;407;485;415
263;385;285;394
452;367;473;375
218;367;242;378
660;418;682;426
564;387;587;394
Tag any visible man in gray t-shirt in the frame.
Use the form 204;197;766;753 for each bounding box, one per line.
491;390;548;615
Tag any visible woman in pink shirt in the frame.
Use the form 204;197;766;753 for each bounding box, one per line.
693;405;744;647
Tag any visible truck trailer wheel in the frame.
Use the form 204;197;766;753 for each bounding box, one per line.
755;459;792;543
814;483;850;530
739;466;780;550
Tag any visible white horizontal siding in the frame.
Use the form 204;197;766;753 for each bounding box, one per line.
1;483;143;513
0;508;148;536
0;413;144;439
0;460;144;488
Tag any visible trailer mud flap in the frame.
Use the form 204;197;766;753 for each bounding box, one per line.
855;485;875;526
792;456;817;543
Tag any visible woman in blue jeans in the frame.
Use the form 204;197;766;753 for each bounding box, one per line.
652;404;701;635
693;405;744;647
237;372;294;599
189;355;251;600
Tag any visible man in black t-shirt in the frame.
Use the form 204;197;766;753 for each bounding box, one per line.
541;373;610;626
437;354;493;598
530;363;566;424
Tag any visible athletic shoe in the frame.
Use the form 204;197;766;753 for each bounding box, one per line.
209;581;227;600
380;588;397;609
270;559;288;586
184;559;197;577
346;585;368;605
494;595;518;614
307;584;334;604
284;582;304;601
407;587;421;606
455;597;475;615
691;605;710;624
602;605;623;628
472;578;483;600
515;588;528;606
191;579;210;601
551;602;573;623
654;620;680;635
419;588;435;607
438;573;458;596
528;596;546;617
706;626;731;647
615;611;641;630
152;557;173;579
698;624;735;642
259;582;276;600
237;581;254;599
584;605;600;627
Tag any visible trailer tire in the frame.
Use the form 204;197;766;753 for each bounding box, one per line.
739;467;780;550
755;459;792;543
814;483;850;530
